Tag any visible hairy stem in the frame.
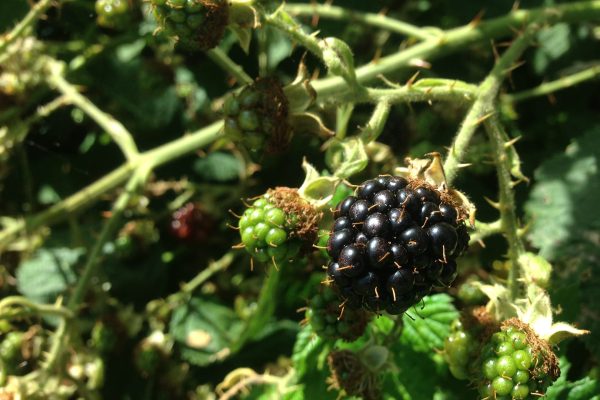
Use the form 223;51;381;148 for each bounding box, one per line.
469;219;503;245
444;23;540;184
505;64;600;102
484;117;526;301
285;3;436;40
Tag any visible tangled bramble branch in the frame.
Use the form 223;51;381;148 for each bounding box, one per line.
1;0;600;389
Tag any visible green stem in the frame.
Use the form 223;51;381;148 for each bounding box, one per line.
310;1;600;100
230;267;281;354
0;296;74;320
0;121;223;249
469;219;503;245
262;10;323;57
284;3;436;41
0;0;55;62
180;252;235;294
206;48;254;85
46;60;140;161
443;23;540;185
484;117;526;302
360;101;391;143
505;64;600;102
44;167;150;372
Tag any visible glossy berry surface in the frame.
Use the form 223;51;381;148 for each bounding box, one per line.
443;320;475;380
306;285;371;342
476;324;558;399
223;78;291;156
151;0;229;50
326;175;470;314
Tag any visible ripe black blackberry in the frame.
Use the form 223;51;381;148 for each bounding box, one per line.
326;175;470;314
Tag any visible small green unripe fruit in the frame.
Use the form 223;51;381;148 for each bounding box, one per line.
95;0;132;30
151;0;229;50
223;78;292;156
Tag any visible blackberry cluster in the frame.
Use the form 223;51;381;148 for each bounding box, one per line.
326;175;469;314
150;0;229;50
477;323;558;400
238;188;320;265
306;285;371;342
223;78;291;156
95;0;132;30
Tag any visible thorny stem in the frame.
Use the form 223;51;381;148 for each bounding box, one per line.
443;22;541;185
46;59;140;161
484;117;526;302
207;48;254;85
0;0;55;62
284;3;437;41
468;219;503;245
310;1;600;99
504;64;600;102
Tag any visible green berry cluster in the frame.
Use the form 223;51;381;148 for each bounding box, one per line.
307;285;371;342
150;0;229;50
95;0;132;30
238;196;302;265
223;78;291;156
477;324;556;400
443;319;476;380
0;332;24;376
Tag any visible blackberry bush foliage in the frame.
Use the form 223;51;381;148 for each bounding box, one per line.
0;0;597;398
326;173;470;314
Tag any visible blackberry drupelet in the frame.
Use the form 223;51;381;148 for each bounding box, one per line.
326;175;470;314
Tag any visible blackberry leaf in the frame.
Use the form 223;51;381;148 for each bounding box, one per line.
401;294;459;353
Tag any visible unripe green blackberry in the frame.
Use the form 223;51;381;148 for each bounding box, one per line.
0;332;24;363
150;0;229;50
223;77;291;156
443;319;476;380
306;285;371;342
238;187;321;266
95;0;132;30
475;319;559;399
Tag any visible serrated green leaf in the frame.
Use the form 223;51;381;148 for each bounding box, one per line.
193;152;242;182
401;294;458;353
169;297;244;367
533;23;571;74
525;128;600;359
546;358;600;400
290;326;335;399
16;248;84;304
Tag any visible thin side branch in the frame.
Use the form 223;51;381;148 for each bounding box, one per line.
207;48;254;85
505;64;600;102
284;3;436;41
